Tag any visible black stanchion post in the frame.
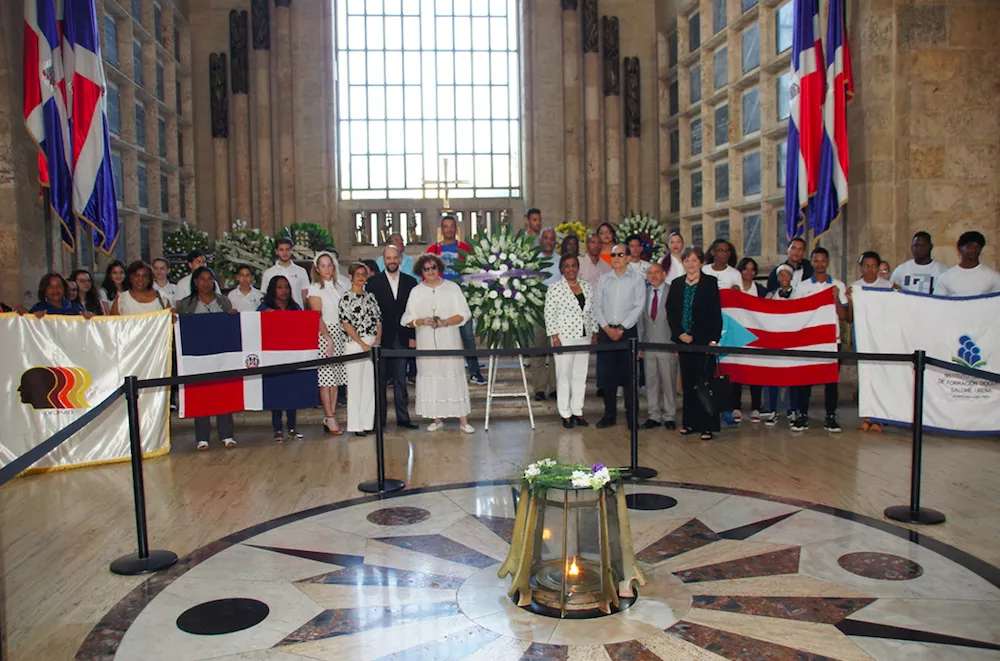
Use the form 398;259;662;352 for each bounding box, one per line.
885;350;945;525
359;345;405;494
110;376;178;575
626;337;657;481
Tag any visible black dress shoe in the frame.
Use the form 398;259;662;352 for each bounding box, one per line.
572;416;589;427
664;420;677;430
353;431;368;437
397;421;419;430
548;391;558;399
641;419;660;429
534;391;547;402
595;417;616;429
596;389;605;398
561;418;574;429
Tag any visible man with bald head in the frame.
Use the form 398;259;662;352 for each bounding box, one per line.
375;233;415;276
367;245;420;429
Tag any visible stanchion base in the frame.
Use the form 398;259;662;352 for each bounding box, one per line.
884;505;946;525
358;478;406;494
110;549;178;575
627;466;658;480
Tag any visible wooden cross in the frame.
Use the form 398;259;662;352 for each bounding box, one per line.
422;158;469;212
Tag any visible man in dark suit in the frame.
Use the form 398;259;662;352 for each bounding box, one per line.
367;246;419;429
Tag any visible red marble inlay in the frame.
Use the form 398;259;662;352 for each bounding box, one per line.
667;620;839;660
367;506;433;526
837;552;924;581
605;639;665;660
673;547;801;583
520;643;569;660
636;518;720;565
691;595;876;624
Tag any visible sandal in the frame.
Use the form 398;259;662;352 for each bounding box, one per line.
870;422;883;433
196;440;209;451
679;427;695;435
324;416;344;436
272;431;285;444
858;420;872;432
222;438;237;449
700;431;713;441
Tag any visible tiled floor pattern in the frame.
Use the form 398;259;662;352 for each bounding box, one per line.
76;482;1000;661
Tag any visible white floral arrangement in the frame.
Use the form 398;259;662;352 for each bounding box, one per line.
214;219;274;289
615;212;667;263
163;222;213;284
459;228;551;349
520;459;621;490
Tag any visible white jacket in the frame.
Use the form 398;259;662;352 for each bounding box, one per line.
544;278;598;340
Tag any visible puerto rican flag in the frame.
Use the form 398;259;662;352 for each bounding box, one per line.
813;0;854;237
717;289;839;387
783;0;825;240
176;312;320;418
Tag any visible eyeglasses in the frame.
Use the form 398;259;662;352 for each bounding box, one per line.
610;252;626;257
423;265;438;272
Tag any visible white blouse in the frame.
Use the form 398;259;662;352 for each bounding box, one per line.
308;279;345;327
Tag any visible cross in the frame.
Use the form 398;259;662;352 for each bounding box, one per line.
422;158;469;212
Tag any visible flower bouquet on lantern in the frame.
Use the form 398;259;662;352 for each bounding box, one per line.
615;212;667;263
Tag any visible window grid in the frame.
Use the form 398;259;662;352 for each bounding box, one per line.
160;173;169;214
691;170;703;208
336;0;522;200
137;162;148;211
135;102;146;149
715;163;729;202
107;84;121;135
104;17;118;67
133;40;143;86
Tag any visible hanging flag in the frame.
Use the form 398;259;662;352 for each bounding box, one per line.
175;311;321;418
783;0;825;241
23;0;76;249
813;0;854;237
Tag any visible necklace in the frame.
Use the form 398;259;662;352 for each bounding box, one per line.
685;275;699;284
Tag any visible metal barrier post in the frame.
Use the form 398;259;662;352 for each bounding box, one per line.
359;345;405;494
110;376;179;574
627;337;657;480
885;350;945;525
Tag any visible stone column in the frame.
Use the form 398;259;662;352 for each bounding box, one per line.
562;0;582;224
274;0;295;227
230;10;251;225
582;0;602;226
210;53;230;238
624;56;641;215
252;0;274;235
603;16;622;222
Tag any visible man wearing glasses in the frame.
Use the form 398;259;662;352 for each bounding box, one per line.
592;244;646;429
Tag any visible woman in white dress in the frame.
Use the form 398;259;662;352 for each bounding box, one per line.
110;261;169;315
308;251;348;436
401;253;474;433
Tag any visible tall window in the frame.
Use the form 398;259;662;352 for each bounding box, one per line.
153;3;163;43
137;162;148;210
691;118;702;157
158;117;167;157
713;47;727;90
133;40;143;86
742;25;760;73
104;17;119;67
689;64;702;104
777;72;791;120
336;0;521;200
713;0;726;33
160;174;169;214
691;170;703;208
156;60;165;101
107;83;121;135
135;102;146;148
689;12;700;51
776;2;794;53
715;163;729;202
111;151;124;203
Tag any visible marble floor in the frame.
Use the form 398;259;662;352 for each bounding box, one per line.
2;409;1000;660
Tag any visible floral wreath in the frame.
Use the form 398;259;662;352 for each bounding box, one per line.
615;212;667;263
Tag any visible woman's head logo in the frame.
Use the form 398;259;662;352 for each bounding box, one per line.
18;367;91;409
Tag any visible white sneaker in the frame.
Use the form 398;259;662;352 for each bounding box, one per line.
426;421;444;432
732;409;743;423
460;423;475;434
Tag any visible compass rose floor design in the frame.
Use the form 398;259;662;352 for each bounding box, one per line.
76;481;1000;661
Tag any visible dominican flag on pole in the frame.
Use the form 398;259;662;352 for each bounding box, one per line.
783;0;825;241
813;0;854;237
717;289;839;387
176;312;320;418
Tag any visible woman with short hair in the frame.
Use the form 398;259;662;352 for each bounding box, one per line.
111;261;169;315
545;253;597;428
99;260;126;314
18;273;91;318
340;263;382;436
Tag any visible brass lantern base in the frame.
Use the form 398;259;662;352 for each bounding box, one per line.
521;559;637;619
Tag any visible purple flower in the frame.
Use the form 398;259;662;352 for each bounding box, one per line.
591;463;605;473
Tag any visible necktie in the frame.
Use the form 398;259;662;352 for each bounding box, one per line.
651;288;658;321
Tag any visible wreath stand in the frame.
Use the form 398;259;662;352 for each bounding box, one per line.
484;343;535;431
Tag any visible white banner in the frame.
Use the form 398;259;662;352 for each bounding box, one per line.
0;310;172;473
854;288;1000;434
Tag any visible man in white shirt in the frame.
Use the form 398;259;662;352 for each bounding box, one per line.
793;247;848;434
935;231;1000;297
176;250;220;300
579;232;611;288
531;228;559;400
261;237;311;308
626;234;650;277
891;231;949;294
227;265;264;312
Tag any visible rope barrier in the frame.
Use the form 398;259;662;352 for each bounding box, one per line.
925;356;1000;385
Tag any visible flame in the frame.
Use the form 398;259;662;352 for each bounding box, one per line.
542;528;552;541
566;557;581;577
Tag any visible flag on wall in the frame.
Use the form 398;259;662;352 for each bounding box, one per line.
784;0;825;240
176;311;320;418
23;0;119;253
717;289;839;387
813;0;854;237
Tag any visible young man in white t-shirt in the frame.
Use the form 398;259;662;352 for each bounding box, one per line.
626;235;651;277
792;247;848;433
891;231;948;294
935;231;1000;297
261;237;311;308
176;250;221;301
227;265;264;312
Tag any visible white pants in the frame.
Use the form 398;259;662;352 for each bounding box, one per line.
345;336;375;432
553;335;590;419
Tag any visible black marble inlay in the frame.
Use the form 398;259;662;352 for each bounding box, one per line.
836;619;1000;651
373;534;497;568
367;506;432;526
247;545;365;567
626;493;678;510
473;515;517;544
717;510;800;540
175;598;269;635
278;602;461;645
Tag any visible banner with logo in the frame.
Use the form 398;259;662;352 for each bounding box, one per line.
853;288;1000;434
0;310;172;473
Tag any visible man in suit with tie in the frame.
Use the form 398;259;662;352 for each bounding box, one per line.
367;246;420;429
638;262;678;429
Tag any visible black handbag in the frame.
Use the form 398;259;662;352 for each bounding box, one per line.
694;354;730;415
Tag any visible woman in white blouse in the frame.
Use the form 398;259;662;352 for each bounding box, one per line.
544;254;598;428
308;251;348;436
702;239;743;290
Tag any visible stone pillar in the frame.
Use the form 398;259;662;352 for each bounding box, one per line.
230;10;252;225
582;0;601;226
624;56;641;215
274;0;295;227
210;53;230;238
562;0;582;224
252;0;275;235
603;16;622;223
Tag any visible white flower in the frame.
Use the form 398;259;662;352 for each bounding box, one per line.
503;289;512;298
499;252;507;261
499;277;509;286
497;264;509;273
515;292;524;302
523;464;541;479
512;278;521;290
538;458;557;468
570;470;591;488
492;318;501;330
489;289;499;299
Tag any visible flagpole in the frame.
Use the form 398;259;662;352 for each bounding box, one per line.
42;188;54;273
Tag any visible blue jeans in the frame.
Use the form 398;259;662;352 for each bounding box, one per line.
764;387;792;414
460;322;482;378
272;409;297;432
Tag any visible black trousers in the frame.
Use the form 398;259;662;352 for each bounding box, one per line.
598;325;637;421
797;383;838;417
732;383;763;411
678;352;720;432
380;356;412;426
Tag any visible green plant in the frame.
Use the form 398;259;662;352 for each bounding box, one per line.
280;222;336;261
215;220;274;288
163;222;213;283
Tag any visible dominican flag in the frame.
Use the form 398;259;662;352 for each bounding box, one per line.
783;0;825;240
23;0;119;253
176;312;320;418
717;289;838;387
813;0;854;237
